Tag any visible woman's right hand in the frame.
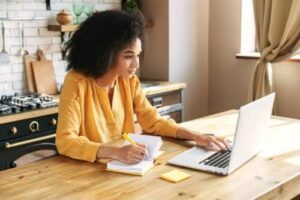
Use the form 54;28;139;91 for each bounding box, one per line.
116;143;148;164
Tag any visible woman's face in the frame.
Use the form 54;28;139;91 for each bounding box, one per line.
111;38;142;79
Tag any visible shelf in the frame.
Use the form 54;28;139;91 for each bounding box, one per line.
47;24;78;32
47;24;79;59
48;20;151;32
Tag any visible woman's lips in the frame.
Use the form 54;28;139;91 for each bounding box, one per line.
128;70;136;74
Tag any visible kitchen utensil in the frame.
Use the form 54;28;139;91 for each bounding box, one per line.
18;21;26;56
0;22;10;64
31;49;58;95
24;52;37;92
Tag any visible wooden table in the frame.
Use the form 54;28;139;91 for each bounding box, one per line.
0;110;300;200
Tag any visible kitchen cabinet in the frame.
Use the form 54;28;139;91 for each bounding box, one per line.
135;81;186;133
147;90;183;122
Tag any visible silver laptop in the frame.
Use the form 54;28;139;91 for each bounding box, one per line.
169;93;275;175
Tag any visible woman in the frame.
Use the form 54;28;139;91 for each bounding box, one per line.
56;10;230;165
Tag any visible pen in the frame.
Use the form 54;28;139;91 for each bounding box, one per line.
122;132;136;145
122;132;149;158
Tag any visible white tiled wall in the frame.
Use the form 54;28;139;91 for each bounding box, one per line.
0;0;121;95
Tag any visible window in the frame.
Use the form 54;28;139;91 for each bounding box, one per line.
237;0;300;61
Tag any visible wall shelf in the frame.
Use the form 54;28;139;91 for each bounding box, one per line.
47;24;78;32
47;24;79;59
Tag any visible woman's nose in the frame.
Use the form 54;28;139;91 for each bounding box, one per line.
132;57;139;69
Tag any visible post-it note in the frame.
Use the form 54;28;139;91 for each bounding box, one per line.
160;169;191;183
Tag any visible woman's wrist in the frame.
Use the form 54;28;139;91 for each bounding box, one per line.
97;144;120;160
176;127;198;141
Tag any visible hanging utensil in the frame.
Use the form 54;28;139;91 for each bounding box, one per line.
18;21;26;56
0;22;10;64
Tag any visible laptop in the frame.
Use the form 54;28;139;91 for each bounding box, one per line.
168;93;275;175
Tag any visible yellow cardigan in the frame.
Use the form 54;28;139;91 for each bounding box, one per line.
56;70;179;162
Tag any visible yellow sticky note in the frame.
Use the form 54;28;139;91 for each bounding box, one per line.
160;169;191;183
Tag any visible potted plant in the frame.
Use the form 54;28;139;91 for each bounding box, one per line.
122;0;140;13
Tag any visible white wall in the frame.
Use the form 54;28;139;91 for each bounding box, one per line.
0;0;120;95
209;0;300;119
169;0;209;120
140;0;169;80
141;0;210;121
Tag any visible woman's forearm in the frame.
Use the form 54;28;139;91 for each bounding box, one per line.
97;144;120;160
176;127;197;140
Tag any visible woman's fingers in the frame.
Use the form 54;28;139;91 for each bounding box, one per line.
136;143;149;157
207;137;225;150
199;135;230;151
125;144;148;164
216;137;232;150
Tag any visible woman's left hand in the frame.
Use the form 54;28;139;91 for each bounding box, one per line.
176;128;231;151
191;134;231;151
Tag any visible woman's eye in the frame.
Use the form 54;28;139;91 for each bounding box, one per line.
124;54;140;59
124;55;133;59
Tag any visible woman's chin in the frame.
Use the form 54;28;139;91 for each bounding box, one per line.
128;74;135;78
128;71;136;76
122;73;135;79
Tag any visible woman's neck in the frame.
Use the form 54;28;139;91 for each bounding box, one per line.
95;72;118;90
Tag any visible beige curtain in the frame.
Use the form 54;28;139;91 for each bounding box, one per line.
249;0;300;104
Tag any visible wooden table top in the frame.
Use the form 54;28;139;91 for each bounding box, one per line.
0;110;300;200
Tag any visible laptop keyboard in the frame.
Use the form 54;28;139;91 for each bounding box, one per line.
199;150;231;168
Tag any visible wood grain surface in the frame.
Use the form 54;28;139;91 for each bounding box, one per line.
24;54;37;93
1;112;299;200
32;59;58;95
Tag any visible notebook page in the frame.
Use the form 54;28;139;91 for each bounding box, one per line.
125;134;163;160
107;160;153;175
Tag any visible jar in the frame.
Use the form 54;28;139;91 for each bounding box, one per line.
56;10;73;25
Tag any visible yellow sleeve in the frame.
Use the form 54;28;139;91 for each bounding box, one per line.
131;76;180;138
55;73;101;162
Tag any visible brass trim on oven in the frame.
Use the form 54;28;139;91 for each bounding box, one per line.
4;134;56;149
29;121;40;132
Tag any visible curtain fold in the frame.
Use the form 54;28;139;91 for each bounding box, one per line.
249;0;300;107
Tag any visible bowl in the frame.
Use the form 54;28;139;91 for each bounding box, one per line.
56;10;73;25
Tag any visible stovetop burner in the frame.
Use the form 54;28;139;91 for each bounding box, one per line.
0;93;58;116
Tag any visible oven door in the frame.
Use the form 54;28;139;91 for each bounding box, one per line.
0;133;57;170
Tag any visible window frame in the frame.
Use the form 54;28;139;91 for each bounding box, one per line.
237;0;300;62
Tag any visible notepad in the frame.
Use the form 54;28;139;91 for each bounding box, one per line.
160;169;191;183
106;134;163;176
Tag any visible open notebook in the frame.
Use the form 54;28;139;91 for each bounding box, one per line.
106;134;163;176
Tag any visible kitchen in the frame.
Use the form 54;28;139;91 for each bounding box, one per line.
0;0;300;199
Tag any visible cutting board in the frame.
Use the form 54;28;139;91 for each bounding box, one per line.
31;50;58;95
24;51;37;92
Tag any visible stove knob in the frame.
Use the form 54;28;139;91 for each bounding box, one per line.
10;127;18;135
29;121;39;132
50;118;57;126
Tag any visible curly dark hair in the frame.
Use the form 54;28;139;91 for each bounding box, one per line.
65;10;145;78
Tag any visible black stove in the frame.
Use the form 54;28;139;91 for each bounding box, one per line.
0;93;58;116
0;93;58;170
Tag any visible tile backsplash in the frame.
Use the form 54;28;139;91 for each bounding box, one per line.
0;0;121;95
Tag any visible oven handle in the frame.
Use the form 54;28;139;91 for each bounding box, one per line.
5;134;56;149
